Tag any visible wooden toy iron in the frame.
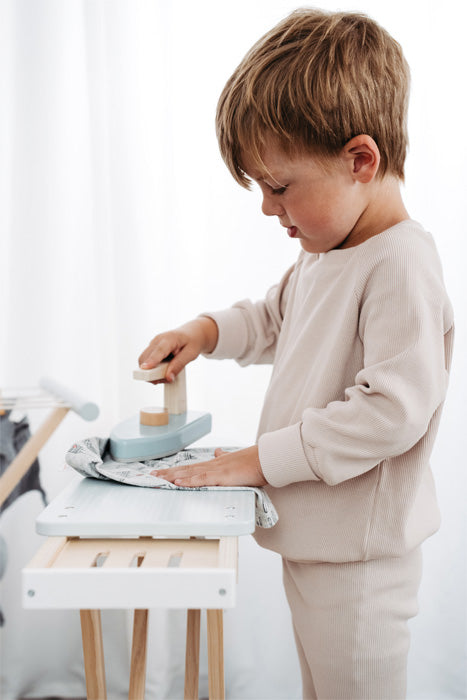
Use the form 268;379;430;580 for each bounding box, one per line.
109;363;211;462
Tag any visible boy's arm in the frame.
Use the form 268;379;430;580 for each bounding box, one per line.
258;250;454;488
139;260;297;380
139;263;297;488
201;260;297;366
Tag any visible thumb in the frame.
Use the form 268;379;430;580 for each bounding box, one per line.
165;348;195;382
214;448;227;458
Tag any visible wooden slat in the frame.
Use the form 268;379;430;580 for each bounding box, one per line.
53;539;109;568
98;539;148;565
139;539;218;569
140;540;184;568
101;550;134;568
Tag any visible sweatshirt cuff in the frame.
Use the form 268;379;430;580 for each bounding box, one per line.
198;309;248;360
258;423;321;487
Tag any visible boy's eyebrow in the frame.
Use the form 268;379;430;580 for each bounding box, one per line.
258;174;288;188
242;160;287;186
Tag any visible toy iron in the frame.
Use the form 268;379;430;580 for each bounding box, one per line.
109;364;211;462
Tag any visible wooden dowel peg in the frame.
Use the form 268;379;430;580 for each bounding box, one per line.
133;364;187;415
164;368;187;415
139;407;169;426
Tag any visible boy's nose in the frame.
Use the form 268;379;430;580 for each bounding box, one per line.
261;194;285;217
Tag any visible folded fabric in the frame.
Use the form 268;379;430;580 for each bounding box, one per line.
65;437;278;529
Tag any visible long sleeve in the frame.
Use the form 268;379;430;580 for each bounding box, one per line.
258;235;453;487
201;261;297;366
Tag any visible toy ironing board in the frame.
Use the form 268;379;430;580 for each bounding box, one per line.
25;485;250;700
23;365;256;700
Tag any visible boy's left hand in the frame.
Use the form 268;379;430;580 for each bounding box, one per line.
153;446;267;487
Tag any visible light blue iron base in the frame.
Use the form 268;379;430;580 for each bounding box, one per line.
110;410;212;462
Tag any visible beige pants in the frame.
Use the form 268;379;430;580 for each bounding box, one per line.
282;548;422;700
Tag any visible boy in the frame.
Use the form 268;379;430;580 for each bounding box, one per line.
139;9;453;699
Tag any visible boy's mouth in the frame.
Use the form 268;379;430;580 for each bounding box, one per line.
287;226;298;238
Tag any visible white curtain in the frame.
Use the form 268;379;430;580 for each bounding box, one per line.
0;1;465;698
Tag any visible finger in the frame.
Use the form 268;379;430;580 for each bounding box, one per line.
153;469;178;482
214;448;227;457
173;470;221;487
173;458;237;487
139;336;178;370
164;346;199;382
153;465;201;481
154;458;218;483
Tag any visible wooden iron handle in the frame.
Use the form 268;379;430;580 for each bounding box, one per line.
134;365;187;415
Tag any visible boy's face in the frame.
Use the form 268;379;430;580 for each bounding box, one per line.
242;142;372;253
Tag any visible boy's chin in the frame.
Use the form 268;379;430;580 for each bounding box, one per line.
300;240;322;254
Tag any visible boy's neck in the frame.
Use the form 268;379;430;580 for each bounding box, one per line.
338;176;409;249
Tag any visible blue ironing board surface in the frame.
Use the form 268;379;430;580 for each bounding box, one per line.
36;476;256;537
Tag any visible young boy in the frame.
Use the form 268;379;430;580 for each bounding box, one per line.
139;9;453;699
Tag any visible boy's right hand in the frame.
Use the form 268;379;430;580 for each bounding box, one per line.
138;317;218;383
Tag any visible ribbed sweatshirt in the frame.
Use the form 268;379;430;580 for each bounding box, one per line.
203;220;454;562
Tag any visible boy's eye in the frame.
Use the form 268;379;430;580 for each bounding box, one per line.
270;185;288;195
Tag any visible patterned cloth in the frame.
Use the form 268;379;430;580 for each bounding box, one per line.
66;437;278;529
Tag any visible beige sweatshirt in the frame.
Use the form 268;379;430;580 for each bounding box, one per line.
204;220;454;562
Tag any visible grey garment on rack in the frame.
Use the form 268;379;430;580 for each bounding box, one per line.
0;411;47;627
0;411;47;513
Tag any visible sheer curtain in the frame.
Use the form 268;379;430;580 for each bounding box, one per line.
0;1;465;698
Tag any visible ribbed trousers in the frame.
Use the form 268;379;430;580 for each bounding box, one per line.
282;548;422;700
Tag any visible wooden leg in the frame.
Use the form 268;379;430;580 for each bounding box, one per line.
206;609;224;700
129;609;149;700
80;609;107;700
184;609;201;700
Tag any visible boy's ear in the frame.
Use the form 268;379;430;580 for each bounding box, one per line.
343;135;380;183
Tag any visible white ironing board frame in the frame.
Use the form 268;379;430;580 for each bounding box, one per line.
23;475;257;700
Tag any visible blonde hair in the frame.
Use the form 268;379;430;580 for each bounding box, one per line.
216;8;410;186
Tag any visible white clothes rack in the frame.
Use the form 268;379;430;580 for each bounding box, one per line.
0;377;99;508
